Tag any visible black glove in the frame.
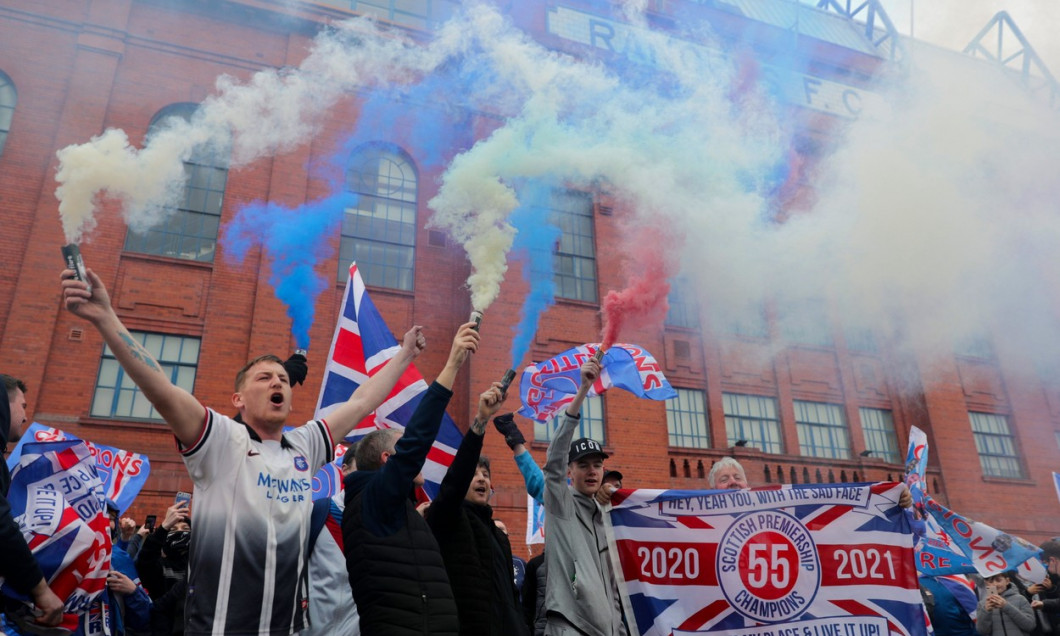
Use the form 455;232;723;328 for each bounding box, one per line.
284;353;308;386
493;413;526;450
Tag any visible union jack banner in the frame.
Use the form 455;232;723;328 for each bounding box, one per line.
5;422;150;513
607;483;925;636
518;343;676;422
1;440;110;631
312;262;461;499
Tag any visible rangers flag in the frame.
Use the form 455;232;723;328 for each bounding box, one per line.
6;422;150;513
1;440;111;631
518;343;676;422
607;483;925;636
312;262;461;499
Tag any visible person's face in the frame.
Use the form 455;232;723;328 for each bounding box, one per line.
169;521;190;534
568;455;605;496
603;475;622;491
8;387;27;440
465;466;492;506
713;465;747;490
1047;555;1060;577
987;576;1009;594
233;361;291;428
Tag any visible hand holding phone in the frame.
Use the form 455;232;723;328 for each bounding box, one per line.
175;491;192;506
144;515;157;531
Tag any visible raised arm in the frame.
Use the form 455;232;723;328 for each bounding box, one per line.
62;269;205;447
428;383;507;528
325;325;426;443
543;358;599;518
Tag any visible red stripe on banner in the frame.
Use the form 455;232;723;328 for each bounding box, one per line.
677;599;731;631
615;539;719;586
677;516;715;530
333;328;367;374
426;445;455;467
804;505;851;531
828;599;902;634
817;544;919;589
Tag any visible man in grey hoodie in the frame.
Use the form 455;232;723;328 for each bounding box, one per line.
976;570;1035;636
542;357;626;636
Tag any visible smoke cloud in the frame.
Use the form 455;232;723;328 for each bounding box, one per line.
54;0;1060;377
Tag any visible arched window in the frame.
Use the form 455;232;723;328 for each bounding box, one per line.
339;145;417;290
124;104;229;262
0;71;17;157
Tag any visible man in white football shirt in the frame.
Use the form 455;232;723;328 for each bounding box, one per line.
62;267;425;636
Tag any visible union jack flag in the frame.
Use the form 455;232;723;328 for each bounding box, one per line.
312;262;461;499
607;483;926;636
1;440;110;632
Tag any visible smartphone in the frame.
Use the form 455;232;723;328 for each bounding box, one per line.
144;515;157;531
175;491;192;507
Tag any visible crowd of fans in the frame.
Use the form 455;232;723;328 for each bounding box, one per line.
0;268;1057;636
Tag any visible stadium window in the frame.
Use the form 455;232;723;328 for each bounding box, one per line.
722;393;783;454
969;412;1023;479
666;388;709;448
665;278;700;329
780;298;833;347
858;407;900;463
720;301;769;339
954;333;994;360
124;104;228;262
312;0;459;30
91;332;200;421
0;70;15;157
534;396;604;444
552;190;597;303
339;145;417;290
844;326;879;353
794;400;850;459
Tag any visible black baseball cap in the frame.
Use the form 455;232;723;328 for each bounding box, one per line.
603;469;624;483
568;437;609;463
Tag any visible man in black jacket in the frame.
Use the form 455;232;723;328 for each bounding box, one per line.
427;383;529;636
0;374;64;628
342;322;479;636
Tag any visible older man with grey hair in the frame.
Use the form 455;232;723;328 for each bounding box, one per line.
708;456;748;490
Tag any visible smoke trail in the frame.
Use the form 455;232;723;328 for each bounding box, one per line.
54;14;468;244
508;182;562;369
222;192;353;349
600;225;680;349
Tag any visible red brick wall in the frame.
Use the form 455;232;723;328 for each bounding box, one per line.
1;1;1057;563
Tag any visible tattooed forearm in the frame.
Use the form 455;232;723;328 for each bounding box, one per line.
118;331;163;374
470;417;486;435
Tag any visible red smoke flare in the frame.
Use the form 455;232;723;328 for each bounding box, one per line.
600;225;680;349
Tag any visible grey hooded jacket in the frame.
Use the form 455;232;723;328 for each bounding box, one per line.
542;412;627;636
976;583;1036;636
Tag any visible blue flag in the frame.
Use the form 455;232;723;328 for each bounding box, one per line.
518;343;676;421
6;422;150;513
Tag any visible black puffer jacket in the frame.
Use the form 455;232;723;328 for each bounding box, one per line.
341;382;459;636
344;488;457;635
427;430;528;636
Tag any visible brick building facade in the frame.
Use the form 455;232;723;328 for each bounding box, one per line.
1;0;1057;559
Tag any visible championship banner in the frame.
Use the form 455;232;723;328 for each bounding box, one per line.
919;495;1040;577
607;483;925;636
518;343;676;422
6;422;150;513
0;440;111;630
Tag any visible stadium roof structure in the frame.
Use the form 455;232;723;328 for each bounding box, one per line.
964;11;1060;111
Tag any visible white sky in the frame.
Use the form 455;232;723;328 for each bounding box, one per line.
875;0;1060;73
